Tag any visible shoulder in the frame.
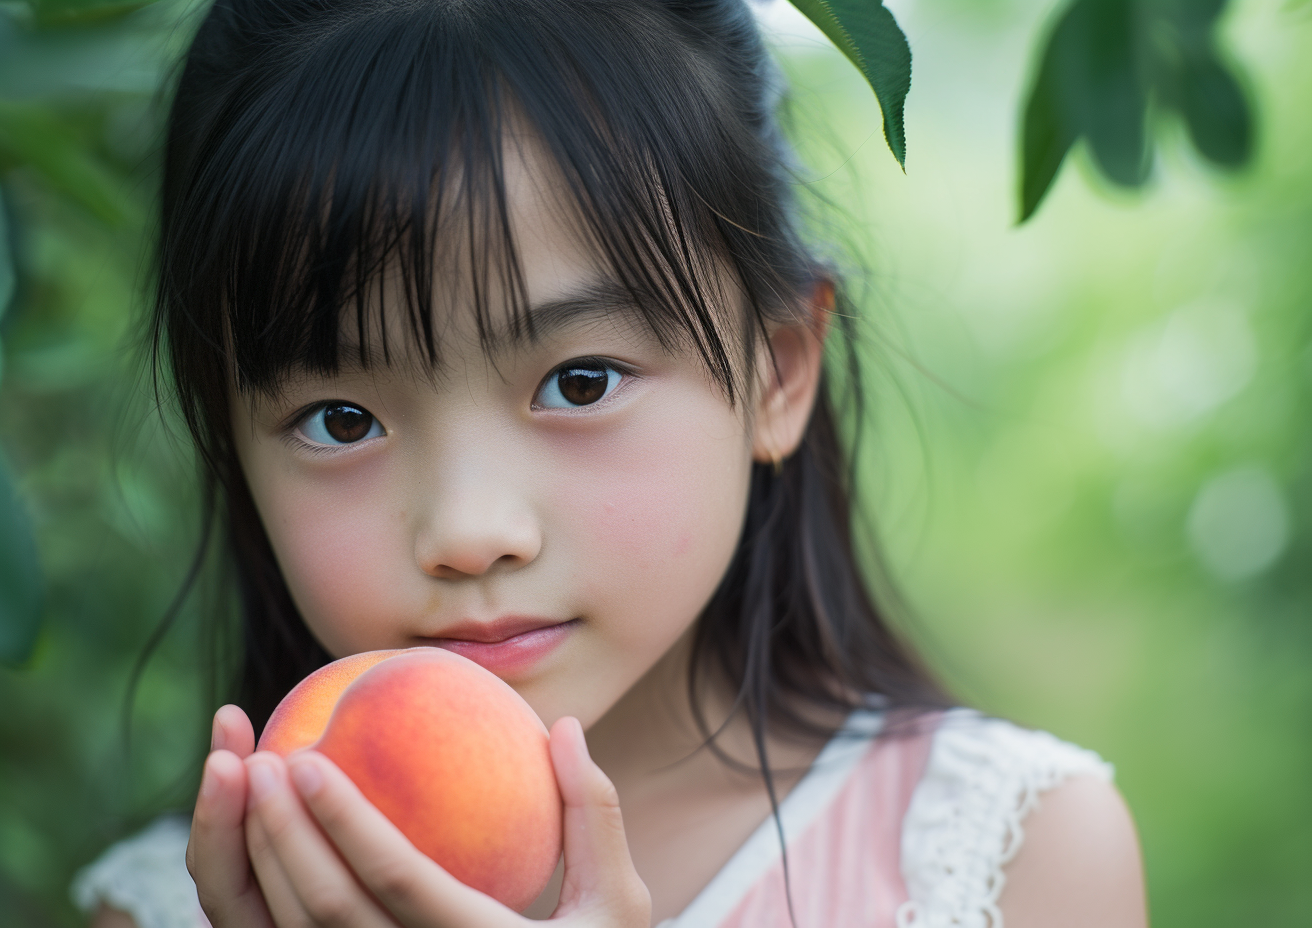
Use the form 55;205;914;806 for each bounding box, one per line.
899;709;1145;928
72;815;200;928
999;774;1146;928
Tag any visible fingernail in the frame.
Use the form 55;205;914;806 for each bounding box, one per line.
289;758;323;798
247;759;276;804
210;716;224;753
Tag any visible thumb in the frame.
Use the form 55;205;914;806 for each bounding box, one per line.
549;717;651;924
211;704;256;758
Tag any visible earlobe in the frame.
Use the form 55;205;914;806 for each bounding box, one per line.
751;281;832;464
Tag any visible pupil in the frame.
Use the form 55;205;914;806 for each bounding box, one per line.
323;405;373;442
558;365;608;405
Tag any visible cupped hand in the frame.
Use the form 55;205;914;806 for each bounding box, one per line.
241;715;651;928
188;704;278;928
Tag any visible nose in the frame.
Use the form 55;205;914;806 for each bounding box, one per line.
412;456;542;580
411;464;540;580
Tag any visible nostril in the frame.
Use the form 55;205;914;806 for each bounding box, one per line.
426;563;470;581
413;497;543;579
419;541;538;579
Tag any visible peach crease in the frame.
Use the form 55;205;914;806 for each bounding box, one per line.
255;648;563;912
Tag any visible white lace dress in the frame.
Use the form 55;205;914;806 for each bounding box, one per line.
73;710;1111;928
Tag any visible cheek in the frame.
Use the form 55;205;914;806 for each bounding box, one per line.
250;462;405;656
549;394;751;640
587;452;738;564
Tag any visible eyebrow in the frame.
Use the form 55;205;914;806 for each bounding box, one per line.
331;277;649;372
487;278;645;351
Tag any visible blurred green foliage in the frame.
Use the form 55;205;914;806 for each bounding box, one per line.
775;0;1312;922
0;0;209;921
1020;0;1253;219
1;187;45;667
2;0;1309;925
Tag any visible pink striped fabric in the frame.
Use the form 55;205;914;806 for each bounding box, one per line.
717;716;939;928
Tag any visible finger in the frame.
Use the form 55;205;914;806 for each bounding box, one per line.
212;704;257;758
245;801;316;928
188;750;276;928
287;751;517;928
550;718;650;922
245;752;397;928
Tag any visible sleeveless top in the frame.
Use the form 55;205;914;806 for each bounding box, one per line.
72;709;1112;928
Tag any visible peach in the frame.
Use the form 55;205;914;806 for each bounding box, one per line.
257;648;563;911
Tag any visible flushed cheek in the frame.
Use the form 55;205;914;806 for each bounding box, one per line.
255;471;410;656
550;410;751;646
584;477;730;571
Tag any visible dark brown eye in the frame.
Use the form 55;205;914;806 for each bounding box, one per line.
558;366;608;404
301;403;383;445
324;405;373;442
538;361;619;408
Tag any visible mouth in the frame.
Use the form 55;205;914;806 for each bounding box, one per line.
418;617;579;677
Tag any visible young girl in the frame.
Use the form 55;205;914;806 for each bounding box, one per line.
74;0;1148;926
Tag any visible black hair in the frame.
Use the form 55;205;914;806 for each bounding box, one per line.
154;0;947;871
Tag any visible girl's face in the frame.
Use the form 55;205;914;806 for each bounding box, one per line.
232;141;817;731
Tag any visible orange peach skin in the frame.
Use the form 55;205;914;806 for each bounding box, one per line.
258;650;401;756
257;648;563;912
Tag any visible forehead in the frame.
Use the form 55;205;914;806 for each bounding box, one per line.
219;104;750;404
324;131;659;373
316;126;745;382
455;128;612;339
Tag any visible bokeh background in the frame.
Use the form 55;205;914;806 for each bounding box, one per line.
2;0;1309;924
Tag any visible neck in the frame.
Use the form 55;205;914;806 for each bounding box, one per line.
574;631;838;924
584;630;829;803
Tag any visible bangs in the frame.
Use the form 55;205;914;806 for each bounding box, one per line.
159;0;813;406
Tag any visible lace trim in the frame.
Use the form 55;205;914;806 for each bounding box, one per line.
895;710;1113;928
71;815;201;928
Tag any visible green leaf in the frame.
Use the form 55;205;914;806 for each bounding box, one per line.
1177;52;1251;168
1019;0;1253;222
1074;0;1148;186
789;0;912;168
1019;42;1078;223
0;455;43;667
1019;0;1149;220
1151;0;1252;169
0;101;135;225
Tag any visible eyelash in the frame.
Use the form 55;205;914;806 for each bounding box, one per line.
280;358;632;451
532;357;632;411
284;402;385;454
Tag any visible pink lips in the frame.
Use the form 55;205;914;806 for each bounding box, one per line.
423;617;577;676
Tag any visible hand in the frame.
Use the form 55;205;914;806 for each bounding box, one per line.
188;704;278;928
242;715;651;927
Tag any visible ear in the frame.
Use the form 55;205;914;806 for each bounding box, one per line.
751;281;832;465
